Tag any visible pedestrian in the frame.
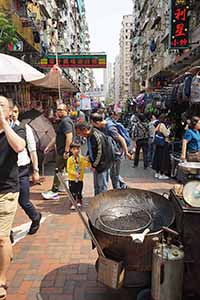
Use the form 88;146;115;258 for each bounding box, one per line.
147;113;159;166
75;122;113;195
12;104;42;235
131;113;149;169
0;96;26;300
152;114;171;179
67;142;91;209
90;113;132;189
42;103;75;200
181;116;200;162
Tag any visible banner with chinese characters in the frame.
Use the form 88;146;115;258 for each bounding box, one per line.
39;54;107;69
169;0;190;49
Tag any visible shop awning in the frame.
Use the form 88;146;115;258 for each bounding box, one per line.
31;65;79;93
0;53;45;83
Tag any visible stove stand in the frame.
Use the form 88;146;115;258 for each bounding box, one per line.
169;189;200;299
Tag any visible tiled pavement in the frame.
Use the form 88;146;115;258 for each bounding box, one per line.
7;160;175;300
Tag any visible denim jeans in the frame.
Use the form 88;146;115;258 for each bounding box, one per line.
110;159;126;189
148;138;156;164
19;166;39;222
93;170;109;196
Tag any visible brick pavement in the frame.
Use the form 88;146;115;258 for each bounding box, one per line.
7;160;175;300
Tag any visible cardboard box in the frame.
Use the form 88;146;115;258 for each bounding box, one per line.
97;256;125;289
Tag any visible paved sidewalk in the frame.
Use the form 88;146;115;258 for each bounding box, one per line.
7;160;175;300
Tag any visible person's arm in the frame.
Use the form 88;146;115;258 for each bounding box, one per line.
159;123;170;137
25;125;40;182
181;139;189;161
44;137;56;154
83;156;91;168
65;132;73;154
1;119;25;153
116;134;132;160
92;131;102;168
67;157;76;177
30;151;40;182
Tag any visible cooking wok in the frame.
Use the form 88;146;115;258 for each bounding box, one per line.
87;189;175;271
178;162;200;175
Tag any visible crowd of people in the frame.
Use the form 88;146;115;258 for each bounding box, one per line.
1;93;200;299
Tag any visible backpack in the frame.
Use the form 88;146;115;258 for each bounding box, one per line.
132;121;148;141
88;129;118;172
106;119;131;147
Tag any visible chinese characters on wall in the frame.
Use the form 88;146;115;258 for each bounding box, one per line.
169;0;190;49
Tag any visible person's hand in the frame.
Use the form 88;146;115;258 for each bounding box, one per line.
76;172;80;180
180;155;186;162
32;170;40;184
90;167;96;172
44;146;50;154
63;152;69;160
0;106;6;126
126;152;132;160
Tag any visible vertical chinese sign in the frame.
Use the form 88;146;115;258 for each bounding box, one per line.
169;0;190;49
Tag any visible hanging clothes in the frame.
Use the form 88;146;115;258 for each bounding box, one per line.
191;73;200;104
184;75;193;98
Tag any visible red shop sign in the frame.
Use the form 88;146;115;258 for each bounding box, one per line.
169;0;190;49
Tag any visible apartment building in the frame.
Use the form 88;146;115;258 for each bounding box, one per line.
131;0;200;93
114;55;120;103
0;0;93;91
119;15;133;101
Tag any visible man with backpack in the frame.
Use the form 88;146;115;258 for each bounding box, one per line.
90;113;132;190
131;113;149;169
75;122;114;195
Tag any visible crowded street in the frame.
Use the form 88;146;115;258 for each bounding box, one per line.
1;0;200;299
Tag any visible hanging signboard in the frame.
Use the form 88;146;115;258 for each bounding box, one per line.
39;53;107;69
169;0;190;49
80;97;91;110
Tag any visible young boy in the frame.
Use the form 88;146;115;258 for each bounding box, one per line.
67;142;90;209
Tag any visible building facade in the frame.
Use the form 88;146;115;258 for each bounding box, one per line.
131;0;200;94
114;55;120;103
119;15;133;101
0;0;94;91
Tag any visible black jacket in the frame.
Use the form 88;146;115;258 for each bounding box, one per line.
88;128;111;173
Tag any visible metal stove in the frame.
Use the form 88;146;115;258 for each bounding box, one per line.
169;163;200;299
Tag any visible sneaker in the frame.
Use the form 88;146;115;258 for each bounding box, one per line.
70;204;75;210
155;173;160;178
158;175;169;180
58;187;65;192
28;213;42;235
41;191;59;200
77;199;82;207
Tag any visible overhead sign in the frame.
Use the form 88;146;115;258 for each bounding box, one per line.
169;0;190;49
8;39;23;52
85;91;105;97
39;54;107;69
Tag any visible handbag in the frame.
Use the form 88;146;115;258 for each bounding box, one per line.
154;132;165;146
154;125;166;147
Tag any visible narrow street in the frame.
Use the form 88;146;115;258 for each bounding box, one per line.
7;160;175;300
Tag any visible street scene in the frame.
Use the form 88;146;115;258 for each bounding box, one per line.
0;0;200;300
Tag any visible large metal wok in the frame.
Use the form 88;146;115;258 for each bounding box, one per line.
178;162;200;175
87;189;175;271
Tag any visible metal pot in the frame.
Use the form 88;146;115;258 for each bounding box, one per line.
178;162;200;175
87;189;175;271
